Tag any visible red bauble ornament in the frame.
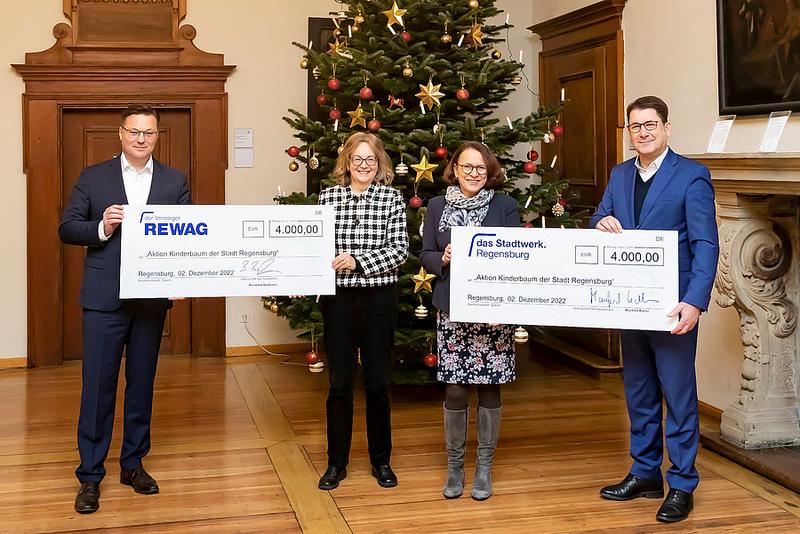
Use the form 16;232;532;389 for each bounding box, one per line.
316;93;328;105
523;161;537;174
368;119;381;132
327;78;341;91
522;222;534;228
559;198;567;206
552;125;564;137
409;195;423;208
434;146;449;159
424;352;438;367
305;351;319;365
456;88;470;101
527;149;539;161
329;108;341;120
401;31;412;42
287;145;301;158
359;86;374;100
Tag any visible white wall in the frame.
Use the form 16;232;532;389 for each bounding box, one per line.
0;0;540;358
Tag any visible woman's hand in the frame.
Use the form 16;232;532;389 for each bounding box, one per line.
441;243;452;266
332;253;356;272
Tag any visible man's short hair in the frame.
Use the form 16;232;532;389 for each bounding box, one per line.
120;105;160;125
626;96;669;124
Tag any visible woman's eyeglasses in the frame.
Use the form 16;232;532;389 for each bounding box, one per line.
456;163;488;176
350;155;378;167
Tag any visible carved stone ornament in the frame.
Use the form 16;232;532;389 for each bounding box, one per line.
714;192;800;449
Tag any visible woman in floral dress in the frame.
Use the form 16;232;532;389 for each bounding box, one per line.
420;141;520;501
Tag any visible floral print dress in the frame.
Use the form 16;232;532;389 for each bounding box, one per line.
436;311;516;384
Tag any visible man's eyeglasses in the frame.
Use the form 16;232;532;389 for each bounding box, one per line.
627;121;660;134
351;155;378;167
121;126;158;140
456;163;488;176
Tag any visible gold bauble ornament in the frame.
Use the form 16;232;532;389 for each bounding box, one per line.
490;49;502;60
270;302;279;313
403;66;413;78
441;33;452;44
355;14;365;24
289;161;300;172
352;24;360;33
299;57;309;69
414;304;428;319
333;28;342;38
468;0;480;8
514;327;529;343
337;145;345;154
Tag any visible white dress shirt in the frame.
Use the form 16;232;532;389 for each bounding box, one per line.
634;147;669;183
98;154;154;241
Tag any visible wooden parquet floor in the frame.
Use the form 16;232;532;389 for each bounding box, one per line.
1;349;798;533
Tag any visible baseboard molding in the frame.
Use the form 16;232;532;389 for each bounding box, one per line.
699;400;723;423
226;343;311;357
0;358;27;370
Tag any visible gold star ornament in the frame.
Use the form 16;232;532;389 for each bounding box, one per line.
347;104;370;128
327;38;346;57
383;1;407;28
416;78;445;110
412;266;436;293
411;155;438;183
470;21;485;48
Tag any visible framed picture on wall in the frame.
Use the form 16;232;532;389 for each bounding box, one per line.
717;0;800;115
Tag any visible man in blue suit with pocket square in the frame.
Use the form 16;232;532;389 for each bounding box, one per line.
59;105;190;514
589;96;719;523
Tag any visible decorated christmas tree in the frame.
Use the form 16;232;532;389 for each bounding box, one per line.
266;0;580;383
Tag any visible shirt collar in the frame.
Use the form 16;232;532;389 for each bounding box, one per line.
634;146;669;174
120;153;154;174
345;182;376;202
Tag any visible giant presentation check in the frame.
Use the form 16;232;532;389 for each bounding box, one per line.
449;227;679;331
120;205;335;298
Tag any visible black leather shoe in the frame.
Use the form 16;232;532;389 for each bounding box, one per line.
318;465;347;490
74;481;100;514
656;489;693;522
371;464;398;488
120;466;159;495
599;473;664;501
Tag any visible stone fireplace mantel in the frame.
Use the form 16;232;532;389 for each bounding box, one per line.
690;152;800;449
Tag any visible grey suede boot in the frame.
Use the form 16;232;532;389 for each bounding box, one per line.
471;405;501;501
442;404;468;498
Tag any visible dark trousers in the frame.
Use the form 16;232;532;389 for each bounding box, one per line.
76;300;168;483
320;285;397;468
621;327;700;493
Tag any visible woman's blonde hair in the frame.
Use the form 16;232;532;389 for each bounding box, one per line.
331;132;394;186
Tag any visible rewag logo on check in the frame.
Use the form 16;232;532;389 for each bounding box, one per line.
139;211;209;236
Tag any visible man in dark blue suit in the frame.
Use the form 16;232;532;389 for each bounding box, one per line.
60;105;190;514
589;96;719;523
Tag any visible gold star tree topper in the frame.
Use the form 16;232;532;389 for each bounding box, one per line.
347;104;370;128
412;266;436;293
416;78;445;110
383;1;407;28
470;21;485;48
411;155;437;183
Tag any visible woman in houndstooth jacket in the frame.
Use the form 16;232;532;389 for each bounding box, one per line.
316;132;409;491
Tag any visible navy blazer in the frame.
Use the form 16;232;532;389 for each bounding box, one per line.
420;193;520;313
588;148;719;311
59;156;191;311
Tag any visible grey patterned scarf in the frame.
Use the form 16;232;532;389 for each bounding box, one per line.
438;186;494;232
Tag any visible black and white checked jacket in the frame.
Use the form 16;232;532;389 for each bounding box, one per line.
318;183;409;287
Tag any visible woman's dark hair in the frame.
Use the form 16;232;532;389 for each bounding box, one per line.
442;141;505;190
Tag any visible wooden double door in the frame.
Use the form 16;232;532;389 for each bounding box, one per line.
60;109;192;360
